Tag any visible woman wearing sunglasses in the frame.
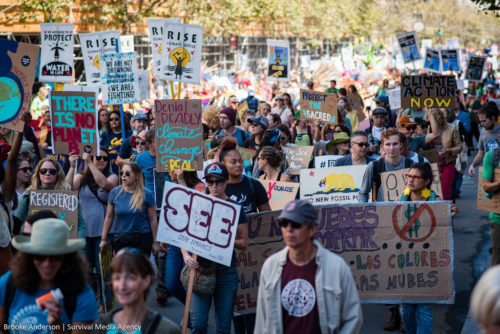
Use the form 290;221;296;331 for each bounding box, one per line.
99;111;133;174
66;147;118;311
12;158;32;217
399;163;457;334
100;162;159;256
0;218;98;332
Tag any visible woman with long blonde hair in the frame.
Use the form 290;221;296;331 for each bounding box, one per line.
99;162;159;256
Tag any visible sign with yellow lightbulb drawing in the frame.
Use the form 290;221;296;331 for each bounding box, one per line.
267;39;290;82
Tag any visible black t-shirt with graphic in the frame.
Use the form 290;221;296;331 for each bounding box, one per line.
224;175;268;214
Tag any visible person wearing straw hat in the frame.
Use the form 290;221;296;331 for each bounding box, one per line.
325;132;351;156
0;218;98;332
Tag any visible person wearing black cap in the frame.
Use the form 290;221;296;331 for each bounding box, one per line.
364;107;387;156
244;115;269;150
182;162;248;334
374;94;397;128
255;200;362;333
212;107;250;147
117;113;150;167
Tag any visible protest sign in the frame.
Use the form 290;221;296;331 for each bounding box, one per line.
401;75;456;109
137;69;151;99
440;49;461;72
50;90;99;155
161;22;203;84
157;182;242;266
388;87;401;109
446;38;460;49
43;150;67;168
40;23;74;82
397;32;421;63
0;39;39;132
477;167;500;214
300;165;369;204
466;55;487;82
236;201;454;312
314;155;343;168
299;89;338;124
155;99;203;172
348;93;365;121
28;190;79;239
147;18;182;78
419;149;439;164
267;39;290;82
282;146;314;175
381;163;442;201
120;35;134;52
100;52;140;105
99;244;115;312
237;146;256;175
79;30;121;86
259;180;299;210
237;101;248;121
423;48;441;73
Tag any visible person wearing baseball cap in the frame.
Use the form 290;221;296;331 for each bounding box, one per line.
398;109;439;153
212;107;250;147
364;107;387;156
117;113;150;167
245;115;269;150
255;200;362;333
374;93;397;128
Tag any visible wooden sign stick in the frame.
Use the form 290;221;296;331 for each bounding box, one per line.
182;253;197;334
170;81;175;99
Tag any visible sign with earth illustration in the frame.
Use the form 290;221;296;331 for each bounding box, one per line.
0;39;39;131
39;23;74;82
161;22;203;84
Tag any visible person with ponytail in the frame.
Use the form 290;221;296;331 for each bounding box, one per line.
257;146;293;182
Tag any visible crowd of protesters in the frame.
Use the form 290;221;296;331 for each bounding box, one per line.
0;60;500;334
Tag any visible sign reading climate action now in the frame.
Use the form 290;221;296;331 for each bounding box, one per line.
235;201;453;312
299;89;338;124
401;75;456;109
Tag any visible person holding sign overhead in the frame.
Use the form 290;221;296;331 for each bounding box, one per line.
182;162;248;334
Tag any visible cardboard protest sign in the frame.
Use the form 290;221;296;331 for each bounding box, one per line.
100;52;140;105
348;93;365;121
99;244;115;312
381;163;442;201
120;35;134;52
157;182;242;266
477;167;500;214
79;30;121;86
236;201;454;312
40;23;74;82
259;180;299;211
137;69;150;99
237;101;248;121
397;32;421;63
299;89;338;124
300;165;369;204
161;22;203;84
267;39;290;82
28;190;79;239
147;18;182;78
282;146;314;175
237;146;256;175
50;90;99;155
401;75;456;109
388;87;401;109
440;49;461;72
314;155;343;168
419;149;439;164
154;99;203;172
423;48;441;73
0;39;39;132
466;55;487;82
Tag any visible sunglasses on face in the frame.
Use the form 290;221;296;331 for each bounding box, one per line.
405;174;422;180
206;178;225;186
40;168;57;175
110;117;120;121
95;156;109;161
33;254;64;263
135;141;147;146
120;171;132;177
278;219;304;229
404;126;417;131
19;167;33;173
353;142;369;147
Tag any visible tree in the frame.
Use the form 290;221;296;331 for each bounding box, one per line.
470;0;500;12
18;0;73;23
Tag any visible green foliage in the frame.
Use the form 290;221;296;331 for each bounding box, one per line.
18;0;73;23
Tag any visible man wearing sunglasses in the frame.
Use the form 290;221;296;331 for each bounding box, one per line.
255;200;362;333
335;130;375;166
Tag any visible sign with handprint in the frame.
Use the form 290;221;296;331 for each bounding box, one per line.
39;23;74;82
147;18;181;78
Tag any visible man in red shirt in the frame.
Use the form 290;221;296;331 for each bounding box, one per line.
481;84;499;106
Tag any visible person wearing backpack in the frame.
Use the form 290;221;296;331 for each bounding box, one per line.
0;218;98;333
212;107;250;147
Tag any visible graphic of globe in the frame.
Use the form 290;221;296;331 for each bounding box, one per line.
0;76;22;123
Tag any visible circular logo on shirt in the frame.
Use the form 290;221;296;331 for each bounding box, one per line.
281;278;316;317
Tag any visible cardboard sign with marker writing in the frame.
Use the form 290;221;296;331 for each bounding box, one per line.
259;180;299;210
236;201;453;312
299;89;338;124
381;163;442;201
155;99;204;172
348;93;365;121
401;75;456;109
237;101;248;121
28;190;79;239
477;167;500;214
157;182;241;266
50;90;99;155
282;146;314;175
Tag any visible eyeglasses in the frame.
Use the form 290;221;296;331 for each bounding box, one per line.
404;126;417;131
405;174;422;180
95;156;109;161
120;171;131;177
33;255;64;263
353;142;369;147
206;178;225;186
18;167;33;173
278;220;304;229
40;168;57;175
135;141;147;146
110;117;120;121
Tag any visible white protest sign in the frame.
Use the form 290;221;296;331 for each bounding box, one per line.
137;70;151;99
314;155;343;168
100;52;140;105
80;30;121;86
147;18;182;78
40;23;74;82
388;87;401;109
161;22;203;84
457;80;466;91
157;182;241;266
446;38;460;49
120;35;135;52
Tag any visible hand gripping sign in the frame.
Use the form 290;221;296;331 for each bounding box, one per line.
157;182;241;266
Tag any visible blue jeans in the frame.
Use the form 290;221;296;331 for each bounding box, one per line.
190;264;238;334
402;304;433;334
165;246;187;304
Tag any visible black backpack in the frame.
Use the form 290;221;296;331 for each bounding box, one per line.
372;157;414;200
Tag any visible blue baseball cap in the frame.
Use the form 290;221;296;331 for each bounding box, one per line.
374;95;389;104
278;200;318;225
203;162;229;180
132;113;149;122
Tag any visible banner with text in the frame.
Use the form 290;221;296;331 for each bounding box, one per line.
147;18;182;78
120;35;134;52
100;52;140;105
388;87;401;109
40;23;74;82
282;145;314;175
267;39;290;82
397;32;421;63
466;55;486;82
401;75;456;109
259;180;299;211
299;89;338;124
